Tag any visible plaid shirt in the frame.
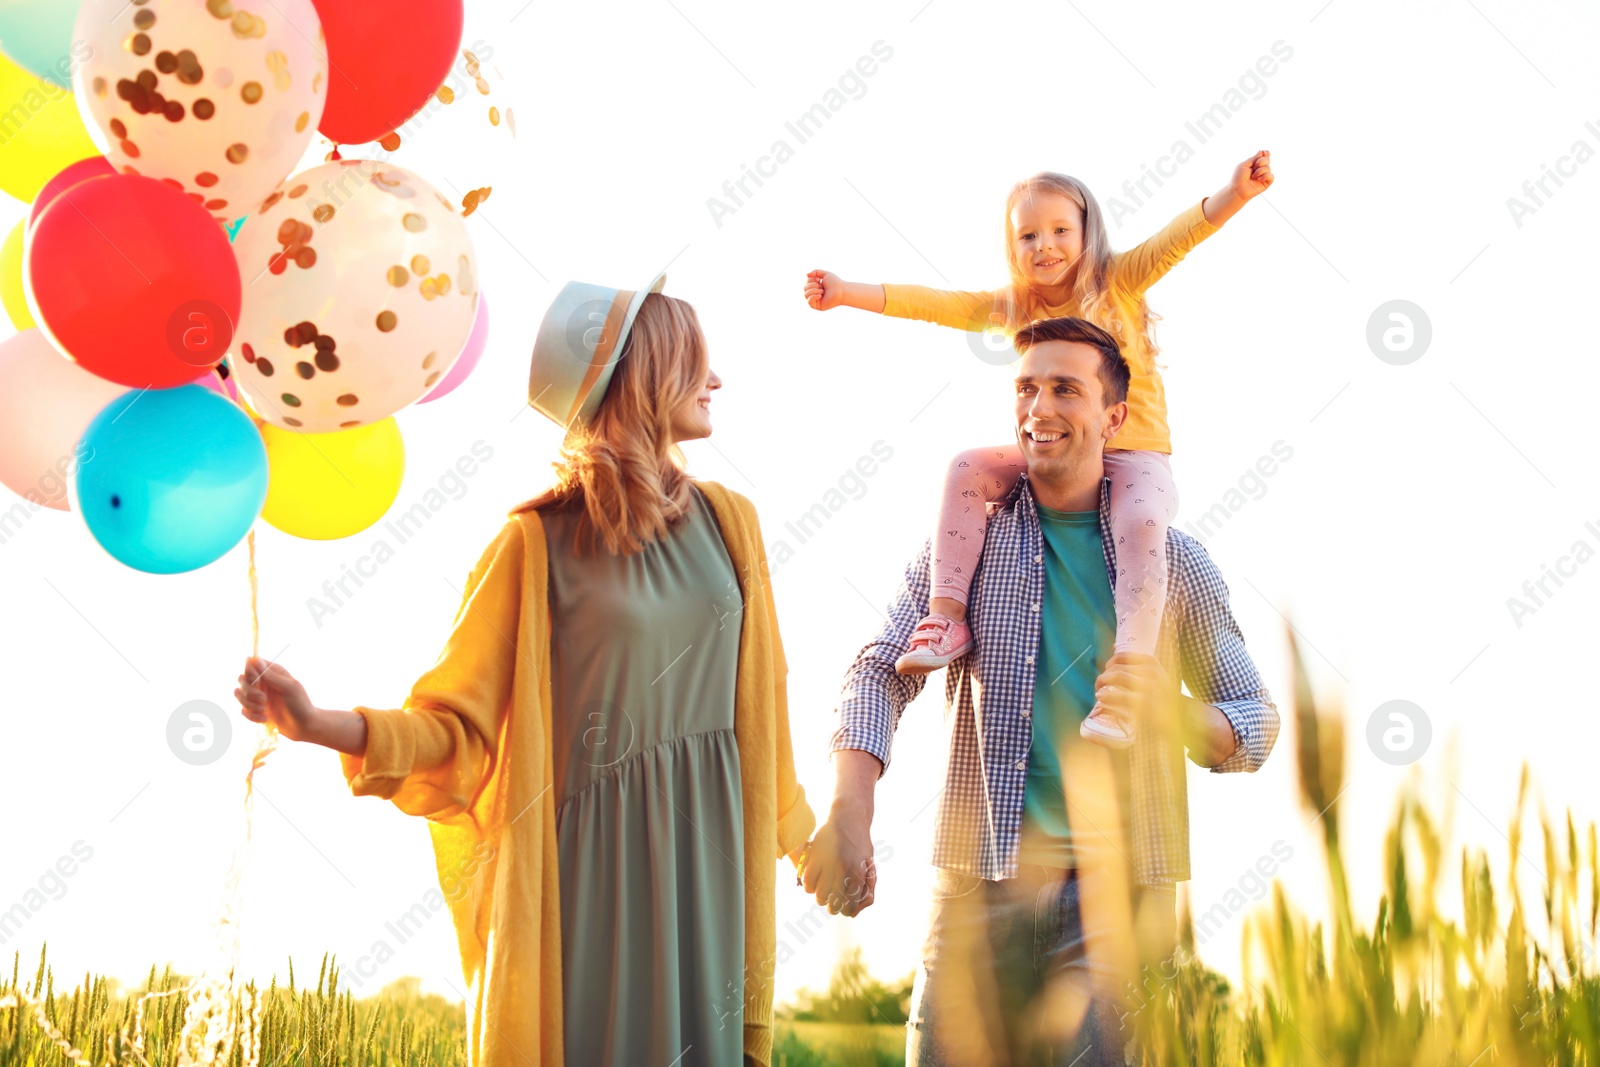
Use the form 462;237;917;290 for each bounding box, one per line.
830;472;1280;885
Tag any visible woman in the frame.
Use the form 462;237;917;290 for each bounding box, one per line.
235;273;815;1067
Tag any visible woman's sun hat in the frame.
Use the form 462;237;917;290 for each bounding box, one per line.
527;269;667;432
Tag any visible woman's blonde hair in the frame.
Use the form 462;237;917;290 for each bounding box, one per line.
1000;171;1162;369
511;292;709;556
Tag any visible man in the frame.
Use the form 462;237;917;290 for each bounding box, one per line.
802;316;1280;1065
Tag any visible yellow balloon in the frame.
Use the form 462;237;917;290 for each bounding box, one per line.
0;49;99;203
1;219;32;329
259;418;406;540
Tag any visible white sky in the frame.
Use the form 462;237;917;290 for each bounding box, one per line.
3;0;1598;1016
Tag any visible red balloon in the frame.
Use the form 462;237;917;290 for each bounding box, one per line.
29;156;118;227
28;174;241;390
310;0;464;145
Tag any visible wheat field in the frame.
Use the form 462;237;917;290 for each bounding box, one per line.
4;623;1598;1065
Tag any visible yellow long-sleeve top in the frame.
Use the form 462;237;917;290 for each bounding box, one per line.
337;478;816;1067
881;199;1220;454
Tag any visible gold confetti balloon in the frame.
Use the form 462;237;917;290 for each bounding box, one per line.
230;159;479;432
72;0;327;224
362;46;517;201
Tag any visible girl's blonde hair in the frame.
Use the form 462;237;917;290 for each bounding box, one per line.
511;292;709;556
1001;171;1162;369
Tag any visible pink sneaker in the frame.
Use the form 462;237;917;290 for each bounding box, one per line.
895;612;974;675
1079;703;1136;749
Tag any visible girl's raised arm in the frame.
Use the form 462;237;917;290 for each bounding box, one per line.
1113;150;1273;297
804;270;886;313
1201;149;1274;228
806;269;1002;334
880;284;1005;332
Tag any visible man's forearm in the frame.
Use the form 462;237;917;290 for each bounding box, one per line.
1180;696;1239;767
827;540;933;814
830;748;883;820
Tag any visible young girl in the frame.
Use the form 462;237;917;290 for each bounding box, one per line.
803;151;1273;749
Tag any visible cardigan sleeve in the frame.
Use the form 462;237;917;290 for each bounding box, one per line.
339;518;526;821
747;503;816;861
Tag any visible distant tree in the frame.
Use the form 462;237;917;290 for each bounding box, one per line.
781;947;914;1025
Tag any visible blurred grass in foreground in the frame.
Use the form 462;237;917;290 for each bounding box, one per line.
1128;624;1600;1065
4;624;1599;1064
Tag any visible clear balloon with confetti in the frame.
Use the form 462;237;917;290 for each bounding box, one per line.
229;159;479;432
72;0;328;225
355;43;517;220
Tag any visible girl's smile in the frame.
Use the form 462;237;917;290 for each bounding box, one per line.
1011;190;1087;292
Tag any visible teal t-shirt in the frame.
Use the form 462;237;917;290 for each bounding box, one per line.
1019;503;1117;868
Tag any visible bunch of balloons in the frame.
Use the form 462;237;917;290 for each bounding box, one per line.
0;0;493;574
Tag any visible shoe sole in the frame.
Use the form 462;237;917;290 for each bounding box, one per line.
1078;719;1135;749
894;642;975;675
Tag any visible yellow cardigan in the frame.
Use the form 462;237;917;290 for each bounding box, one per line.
337;478;817;1066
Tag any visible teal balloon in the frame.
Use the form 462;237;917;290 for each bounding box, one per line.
0;0;82;88
74;384;267;575
226;216;246;242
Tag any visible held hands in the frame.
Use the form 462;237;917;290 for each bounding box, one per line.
236;656;321;742
803;269;844;311
1232;149;1274;200
799;802;877;916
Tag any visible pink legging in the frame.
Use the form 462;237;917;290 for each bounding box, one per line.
931;445;1178;656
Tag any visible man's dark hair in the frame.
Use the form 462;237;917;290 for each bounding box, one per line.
1012;316;1131;407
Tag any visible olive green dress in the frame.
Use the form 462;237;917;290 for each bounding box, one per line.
543;484;747;1066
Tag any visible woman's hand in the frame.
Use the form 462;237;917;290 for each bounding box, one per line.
1231;149;1273;200
236;656;322;743
803;269;844;310
802;802;877;916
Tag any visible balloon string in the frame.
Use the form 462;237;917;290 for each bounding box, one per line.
244;524;279;801
167;382;278;1065
1;371;278;1066
228;380;280;799
161;374;278;1066
249;526;258;660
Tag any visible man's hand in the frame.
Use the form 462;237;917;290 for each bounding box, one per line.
1093;651;1176;731
803;798;877;916
1095;651;1240;766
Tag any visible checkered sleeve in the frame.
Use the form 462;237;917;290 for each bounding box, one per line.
1174;535;1281;774
829;537;936;777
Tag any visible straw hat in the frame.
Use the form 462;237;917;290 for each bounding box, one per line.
527;269;667;432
